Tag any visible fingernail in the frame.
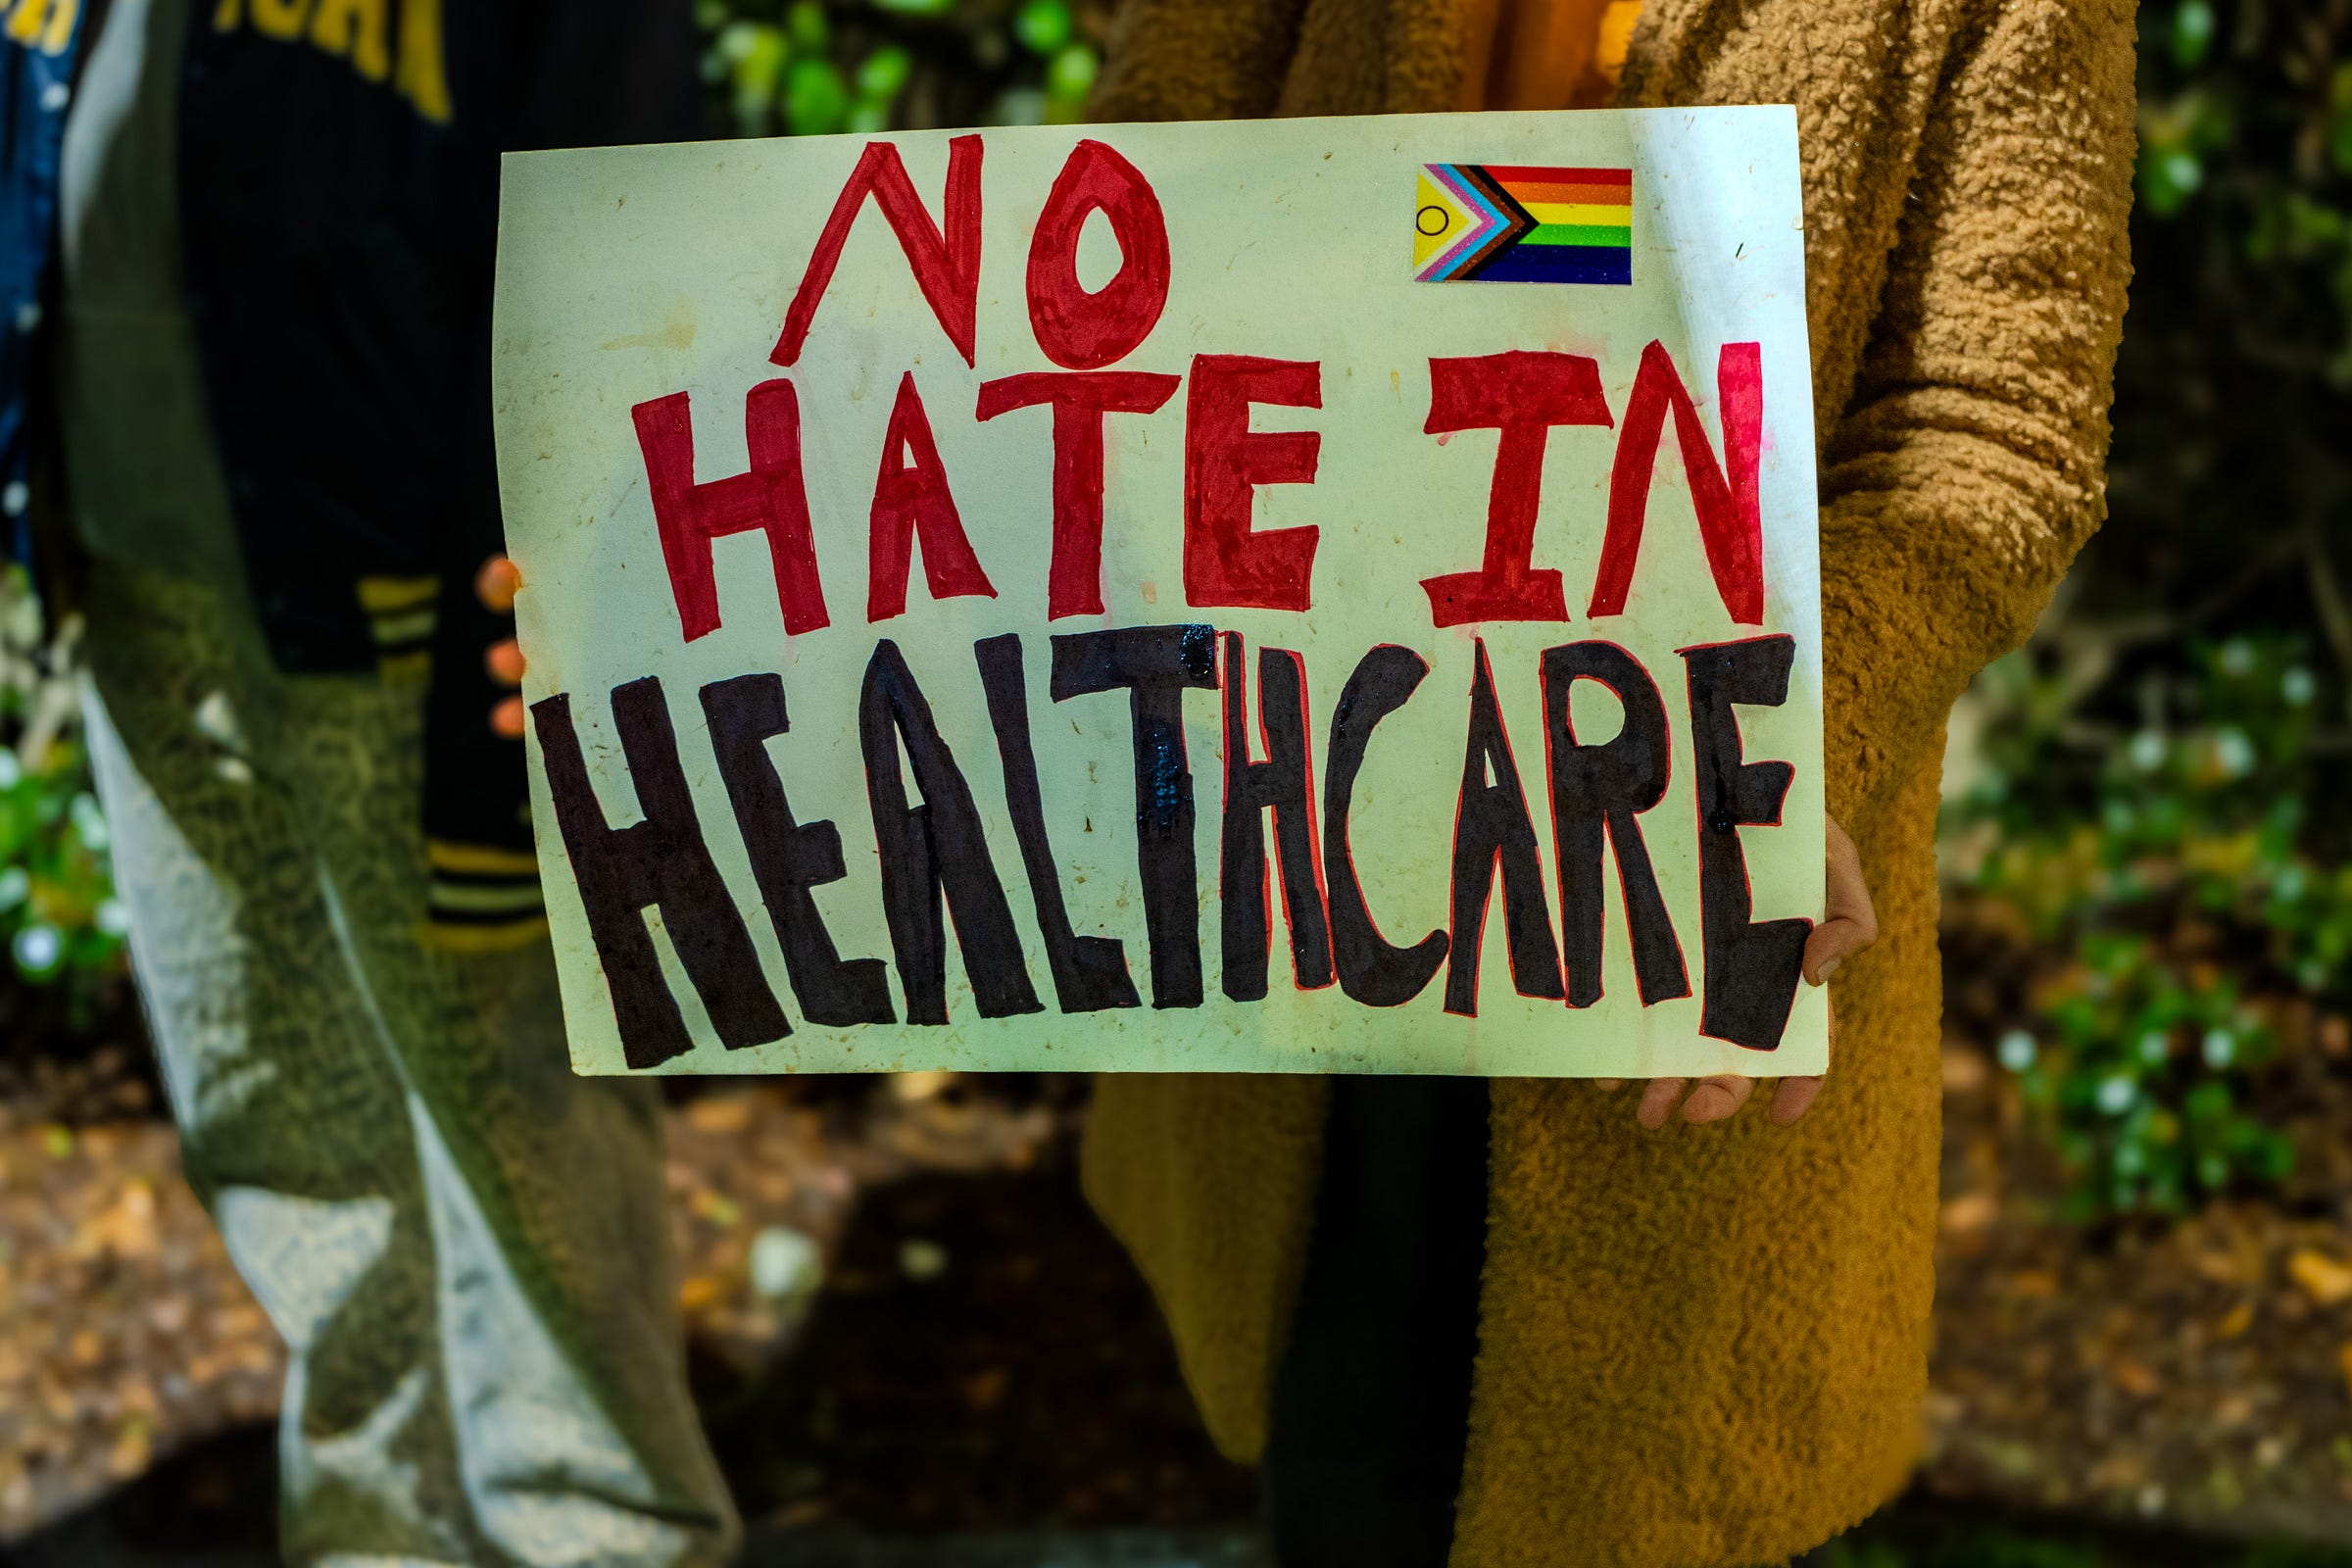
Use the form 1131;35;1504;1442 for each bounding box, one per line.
1810;956;1841;987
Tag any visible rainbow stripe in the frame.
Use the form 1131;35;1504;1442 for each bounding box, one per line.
1415;164;1633;285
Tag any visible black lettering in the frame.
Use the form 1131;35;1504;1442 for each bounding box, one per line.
1050;624;1217;1008
700;673;895;1027
974;633;1141;1014
532;679;788;1068
1681;635;1810;1051
1541;642;1690;1007
1323;644;1449;1006
859;641;1044;1024
1219;633;1334;1002
1445;641;1565;1014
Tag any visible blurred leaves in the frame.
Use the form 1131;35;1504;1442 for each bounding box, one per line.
1939;2;2352;1225
2098;2;2352;819
1947;634;2339;1220
0;569;123;1010
2134;1;2352;365
2287;1247;2352;1305
2111;3;2352;618
701;0;1106;138
0;1113;279;1537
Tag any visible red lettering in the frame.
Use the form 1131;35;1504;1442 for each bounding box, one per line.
975;371;1181;619
868;372;997;622
1418;352;1614;627
1589;340;1766;626
1025;139;1172;370
771;135;984;370
1182;355;1320;612
631;380;829;642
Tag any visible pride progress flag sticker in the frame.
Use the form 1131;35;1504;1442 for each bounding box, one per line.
1415;163;1633;285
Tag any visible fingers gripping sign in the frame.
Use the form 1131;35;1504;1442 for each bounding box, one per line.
1622;816;1876;1128
479;555;525;739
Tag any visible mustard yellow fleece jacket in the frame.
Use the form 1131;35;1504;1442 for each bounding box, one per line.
1078;3;2138;1565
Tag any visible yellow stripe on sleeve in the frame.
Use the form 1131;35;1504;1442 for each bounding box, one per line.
357;574;441;613
427;840;541;876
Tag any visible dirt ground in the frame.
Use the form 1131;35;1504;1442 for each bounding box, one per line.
11;980;2352;1553
1924;897;2352;1544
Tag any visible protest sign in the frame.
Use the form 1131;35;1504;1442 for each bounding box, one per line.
492;106;1826;1078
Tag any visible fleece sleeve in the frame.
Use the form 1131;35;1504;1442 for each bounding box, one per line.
1814;0;2137;829
1088;0;1314;122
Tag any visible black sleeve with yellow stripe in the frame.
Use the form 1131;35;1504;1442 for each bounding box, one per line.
416;0;702;951
174;0;698;950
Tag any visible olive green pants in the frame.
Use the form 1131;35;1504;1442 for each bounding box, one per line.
80;560;739;1568
58;0;739;1556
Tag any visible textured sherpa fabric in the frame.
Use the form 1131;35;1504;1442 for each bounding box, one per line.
1079;3;2137;1565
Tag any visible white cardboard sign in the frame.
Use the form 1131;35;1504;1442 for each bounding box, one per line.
493;107;1826;1078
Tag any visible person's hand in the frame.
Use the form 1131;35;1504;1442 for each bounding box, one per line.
1607;816;1877;1129
478;555;525;739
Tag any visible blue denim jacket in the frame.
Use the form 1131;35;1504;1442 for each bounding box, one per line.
1;0;84;566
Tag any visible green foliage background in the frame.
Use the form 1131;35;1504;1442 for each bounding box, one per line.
701;0;1106;139
0;569;123;1018
1942;0;2352;1219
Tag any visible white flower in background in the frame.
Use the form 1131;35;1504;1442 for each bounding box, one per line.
1997;1030;2037;1072
69;792;109;852
13;924;61;974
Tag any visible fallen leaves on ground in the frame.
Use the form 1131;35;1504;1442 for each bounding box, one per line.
1927;1038;2352;1541
2289;1250;2352;1307
0;1107;278;1542
20;1007;2352;1548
